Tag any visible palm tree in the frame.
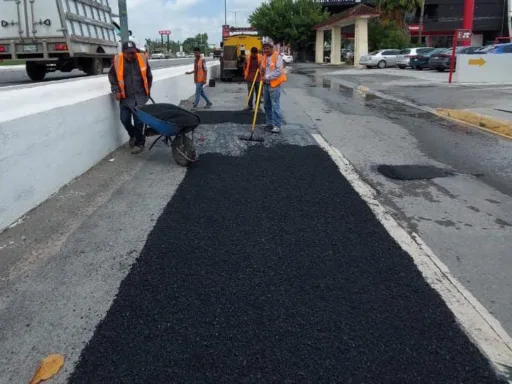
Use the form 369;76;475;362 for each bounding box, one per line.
373;0;423;30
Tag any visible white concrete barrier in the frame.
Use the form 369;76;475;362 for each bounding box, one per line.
454;54;512;83
0;61;220;232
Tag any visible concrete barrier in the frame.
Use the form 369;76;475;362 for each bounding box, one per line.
454;54;512;84
0;61;220;232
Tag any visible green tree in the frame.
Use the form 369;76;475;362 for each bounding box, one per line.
368;20;410;51
248;0;329;61
374;0;423;30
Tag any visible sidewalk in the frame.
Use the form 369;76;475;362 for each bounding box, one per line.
0;81;510;383
294;64;512;139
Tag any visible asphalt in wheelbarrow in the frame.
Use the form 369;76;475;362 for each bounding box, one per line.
138;103;200;131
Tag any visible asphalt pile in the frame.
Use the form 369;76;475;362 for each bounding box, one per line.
69;144;506;383
193;110;266;125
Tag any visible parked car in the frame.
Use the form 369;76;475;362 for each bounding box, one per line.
396;47;432;68
280;53;293;64
410;48;447;70
428;46;481;71
470;44;500;54
484;43;512;53
360;49;401;68
150;52;166;60
341;49;353;61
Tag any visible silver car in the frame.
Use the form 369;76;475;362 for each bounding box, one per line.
396;47;432;69
359;49;401;69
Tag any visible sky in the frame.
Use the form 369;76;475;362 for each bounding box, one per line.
110;0;265;47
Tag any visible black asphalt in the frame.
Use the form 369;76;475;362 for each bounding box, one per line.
69;144;506;383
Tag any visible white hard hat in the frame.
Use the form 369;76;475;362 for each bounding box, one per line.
262;37;274;46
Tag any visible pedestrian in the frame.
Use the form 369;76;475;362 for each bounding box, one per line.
260;38;287;134
108;41;153;154
186;47;212;110
243;47;262;111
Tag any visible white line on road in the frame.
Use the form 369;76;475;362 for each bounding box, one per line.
312;133;512;381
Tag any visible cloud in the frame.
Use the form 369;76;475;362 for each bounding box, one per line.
111;0;263;47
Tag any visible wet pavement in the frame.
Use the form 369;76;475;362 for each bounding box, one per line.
0;79;511;383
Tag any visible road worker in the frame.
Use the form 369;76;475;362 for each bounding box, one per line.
108;41;153;154
243;47;262;111
186;47;212;109
260;38;286;134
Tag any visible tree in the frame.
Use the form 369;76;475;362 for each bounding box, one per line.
248;0;329;61
368;20;410;51
373;0;423;30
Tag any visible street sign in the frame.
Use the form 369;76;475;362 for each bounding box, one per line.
158;30;171;35
408;24;424;32
222;25;230;38
457;29;472;41
468;58;486;66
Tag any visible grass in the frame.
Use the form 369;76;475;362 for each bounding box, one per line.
0;60;25;66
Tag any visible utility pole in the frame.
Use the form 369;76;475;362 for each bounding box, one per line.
118;0;129;43
224;0;227;25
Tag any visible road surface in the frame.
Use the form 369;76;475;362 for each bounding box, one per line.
0;74;511;383
0;58;206;88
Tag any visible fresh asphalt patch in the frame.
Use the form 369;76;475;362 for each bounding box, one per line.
69;144;506;383
377;164;455;180
193;109;266;125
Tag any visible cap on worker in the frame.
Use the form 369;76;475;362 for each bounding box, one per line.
122;41;137;53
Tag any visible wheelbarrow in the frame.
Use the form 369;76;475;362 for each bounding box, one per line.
133;98;201;167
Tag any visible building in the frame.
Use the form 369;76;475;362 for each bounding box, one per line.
314;0;510;47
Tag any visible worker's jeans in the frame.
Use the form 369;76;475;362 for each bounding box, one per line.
194;82;211;107
263;84;281;128
120;104;145;147
246;81;259;109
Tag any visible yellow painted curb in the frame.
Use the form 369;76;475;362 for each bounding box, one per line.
435;108;512;140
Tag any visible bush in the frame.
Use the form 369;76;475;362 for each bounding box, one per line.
369;20;410;51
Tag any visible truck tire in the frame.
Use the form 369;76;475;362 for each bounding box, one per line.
26;62;46;81
84;58;104;76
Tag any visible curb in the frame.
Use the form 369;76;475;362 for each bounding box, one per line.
324;75;512;141
435;108;512;140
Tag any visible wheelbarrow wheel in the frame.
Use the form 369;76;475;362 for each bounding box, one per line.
171;133;197;166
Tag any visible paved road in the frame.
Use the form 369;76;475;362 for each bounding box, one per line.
0;78;511;383
0;58;202;88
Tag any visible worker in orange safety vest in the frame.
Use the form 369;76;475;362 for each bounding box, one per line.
243;47;262;111
186;47;212;110
108;41;153;154
260;38;287;134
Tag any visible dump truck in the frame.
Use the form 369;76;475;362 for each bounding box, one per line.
220;31;262;81
0;0;119;81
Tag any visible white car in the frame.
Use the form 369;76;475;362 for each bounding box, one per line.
150;52;165;60
281;53;293;64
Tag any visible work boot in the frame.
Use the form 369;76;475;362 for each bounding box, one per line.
129;137;136;148
205;102;213;108
131;145;144;154
191;104;198;110
271;126;281;134
263;124;273;132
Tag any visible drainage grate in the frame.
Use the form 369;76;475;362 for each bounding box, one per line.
377;165;454;180
193;110;266;125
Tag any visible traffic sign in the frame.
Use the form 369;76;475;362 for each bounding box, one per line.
468;58;486;66
159;30;171;35
457;29;472;41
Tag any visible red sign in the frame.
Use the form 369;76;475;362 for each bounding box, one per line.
158;30;171;35
408;24;424;32
229;26;256;32
222;25;230;38
457;29;472;41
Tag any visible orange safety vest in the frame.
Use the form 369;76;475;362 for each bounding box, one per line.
113;53;150;99
243;54;262;80
260;51;287;88
194;58;207;84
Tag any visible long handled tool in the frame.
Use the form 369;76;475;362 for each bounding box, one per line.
244;69;259;110
239;80;264;142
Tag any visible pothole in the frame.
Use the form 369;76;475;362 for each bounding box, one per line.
377;165;455;180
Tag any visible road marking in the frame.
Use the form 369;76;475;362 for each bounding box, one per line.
468;57;486;66
312;133;512;380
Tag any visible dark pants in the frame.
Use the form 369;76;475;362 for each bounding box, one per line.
246;80;259;109
120;104;145;147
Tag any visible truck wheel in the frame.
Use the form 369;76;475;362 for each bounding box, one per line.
84;58;104;76
26;62;46;81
